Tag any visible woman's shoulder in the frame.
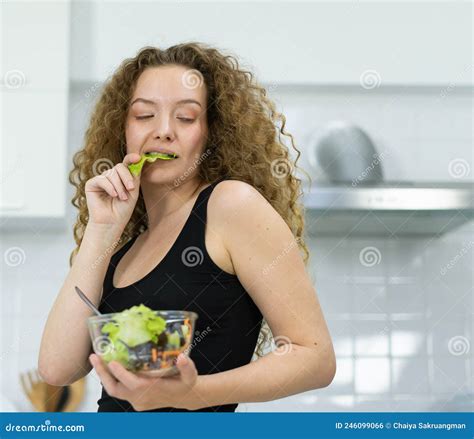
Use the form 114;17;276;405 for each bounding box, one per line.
208;177;298;277
208;178;275;229
211;179;264;207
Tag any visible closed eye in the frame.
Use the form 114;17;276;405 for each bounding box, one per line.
135;116;194;123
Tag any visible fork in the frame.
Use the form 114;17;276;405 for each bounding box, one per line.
20;369;49;411
20;369;67;412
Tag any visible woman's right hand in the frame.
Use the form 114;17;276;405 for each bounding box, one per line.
85;153;142;229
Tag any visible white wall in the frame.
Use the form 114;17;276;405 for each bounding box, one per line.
70;1;473;86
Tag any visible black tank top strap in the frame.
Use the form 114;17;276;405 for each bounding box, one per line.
102;234;137;296
103;177;229;295
181;176;228;257
192;176;228;222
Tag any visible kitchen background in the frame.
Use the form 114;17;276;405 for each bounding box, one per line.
0;1;472;412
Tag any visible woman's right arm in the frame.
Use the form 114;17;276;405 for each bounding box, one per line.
38;153;142;386
38;223;123;386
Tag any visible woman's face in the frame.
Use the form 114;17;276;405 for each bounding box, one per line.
125;65;208;184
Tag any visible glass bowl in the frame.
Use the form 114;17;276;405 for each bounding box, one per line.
88;309;198;378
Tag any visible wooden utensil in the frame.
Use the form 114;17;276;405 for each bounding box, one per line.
20;369;48;411
63;377;86;412
20;368;86;412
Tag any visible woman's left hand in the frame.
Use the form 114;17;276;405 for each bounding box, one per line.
89;352;198;411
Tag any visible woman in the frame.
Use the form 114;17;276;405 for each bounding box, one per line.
38;42;336;412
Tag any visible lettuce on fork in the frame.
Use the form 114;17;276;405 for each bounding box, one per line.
100;304;167;363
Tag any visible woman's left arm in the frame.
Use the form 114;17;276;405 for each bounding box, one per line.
183;180;336;410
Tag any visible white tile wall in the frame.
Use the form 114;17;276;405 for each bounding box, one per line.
1;83;472;413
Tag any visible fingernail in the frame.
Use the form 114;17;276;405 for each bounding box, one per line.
127;182;135;190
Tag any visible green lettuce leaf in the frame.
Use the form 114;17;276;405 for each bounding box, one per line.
168;330;181;349
100;304;167;365
101;339;130;364
128;152;178;177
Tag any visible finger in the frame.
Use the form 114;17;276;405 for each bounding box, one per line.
105;167;129;201
115;163;137;192
107;361;143;391
86;175;119;198
122;153;142;167
175;353;197;385
89;354;124;398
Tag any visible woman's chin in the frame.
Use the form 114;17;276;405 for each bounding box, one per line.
141;165;181;185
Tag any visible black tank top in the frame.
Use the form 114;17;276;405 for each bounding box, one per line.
96;177;263;412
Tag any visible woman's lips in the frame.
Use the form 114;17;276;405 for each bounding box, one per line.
144;148;179;157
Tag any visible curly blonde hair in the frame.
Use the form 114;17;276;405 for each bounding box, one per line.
68;42;312;359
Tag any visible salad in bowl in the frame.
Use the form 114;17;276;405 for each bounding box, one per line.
88;304;198;377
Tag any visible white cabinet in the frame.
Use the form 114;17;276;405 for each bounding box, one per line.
1;91;68;217
71;1;472;86
1;1;70;224
1;2;70;91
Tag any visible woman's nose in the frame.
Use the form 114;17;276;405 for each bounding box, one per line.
151;115;174;141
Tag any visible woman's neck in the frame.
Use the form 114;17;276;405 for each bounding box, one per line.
140;176;205;233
